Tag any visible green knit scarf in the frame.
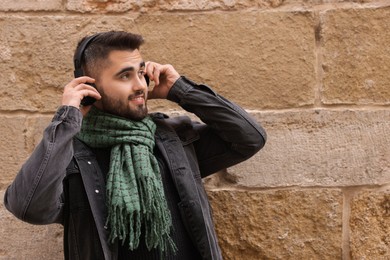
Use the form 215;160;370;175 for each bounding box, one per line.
77;107;176;255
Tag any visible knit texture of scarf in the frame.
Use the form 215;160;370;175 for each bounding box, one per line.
77;107;176;255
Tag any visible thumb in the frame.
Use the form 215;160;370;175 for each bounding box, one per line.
80;105;93;117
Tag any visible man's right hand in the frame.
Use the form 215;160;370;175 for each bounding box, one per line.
62;76;101;115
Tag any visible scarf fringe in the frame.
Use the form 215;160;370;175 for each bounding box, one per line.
106;205;141;250
107;167;177;254
139;174;177;253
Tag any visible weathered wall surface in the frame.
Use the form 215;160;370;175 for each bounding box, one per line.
1;0;389;259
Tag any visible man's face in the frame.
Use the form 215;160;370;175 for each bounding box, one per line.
94;49;149;120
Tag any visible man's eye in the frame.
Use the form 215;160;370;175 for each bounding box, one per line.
120;73;130;80
138;70;146;77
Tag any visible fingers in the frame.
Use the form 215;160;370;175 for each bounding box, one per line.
145;62;180;99
145;62;180;86
62;76;101;109
145;62;160;86
67;76;95;88
79;104;94;117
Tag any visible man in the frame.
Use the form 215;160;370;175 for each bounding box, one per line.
4;31;266;259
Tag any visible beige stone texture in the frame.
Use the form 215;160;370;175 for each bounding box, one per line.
349;188;390;259
207;189;343;259
138;11;317;110
320;6;390;105
0;0;62;11
65;0;295;13
0;11;317;112
0;116;29;190
0;115;52;190
0;191;63;259
0;15;139;113
66;0;142;13
1;0;390;258
65;0;382;13
223;109;390;188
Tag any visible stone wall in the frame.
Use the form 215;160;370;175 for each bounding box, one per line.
1;0;389;259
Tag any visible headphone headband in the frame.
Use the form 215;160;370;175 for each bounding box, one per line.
73;34;99;78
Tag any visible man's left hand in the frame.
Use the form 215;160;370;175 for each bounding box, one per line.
146;61;180;99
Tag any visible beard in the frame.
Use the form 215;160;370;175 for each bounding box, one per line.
99;90;148;121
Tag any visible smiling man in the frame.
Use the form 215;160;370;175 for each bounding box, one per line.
4;31;267;260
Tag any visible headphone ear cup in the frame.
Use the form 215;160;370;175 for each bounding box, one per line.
145;75;150;87
80;96;97;106
80;82;97;106
74;34;100;106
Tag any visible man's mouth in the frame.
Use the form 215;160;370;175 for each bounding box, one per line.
128;92;145;104
130;95;144;100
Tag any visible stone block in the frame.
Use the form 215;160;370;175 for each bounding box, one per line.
138;11;317;110
66;0;142;13
0;0;62;11
157;0;286;11
65;0;380;13
0;191;63;259
65;0;298;13
222;109;390;188
0;116;29;190
1;11;316;112
349;188;390;258
0;115;52;190
320;6;390;105
0;15;139;112
207;189;343;259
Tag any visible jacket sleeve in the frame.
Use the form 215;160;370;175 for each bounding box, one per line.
4;106;82;225
167;76;267;177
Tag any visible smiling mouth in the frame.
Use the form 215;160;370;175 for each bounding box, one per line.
130;95;144;101
128;91;145;104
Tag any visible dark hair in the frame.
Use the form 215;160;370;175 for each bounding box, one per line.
74;31;144;78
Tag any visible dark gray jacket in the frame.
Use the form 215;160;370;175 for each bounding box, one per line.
4;77;266;259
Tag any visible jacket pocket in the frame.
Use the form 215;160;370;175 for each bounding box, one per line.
175;120;200;146
179;129;203;182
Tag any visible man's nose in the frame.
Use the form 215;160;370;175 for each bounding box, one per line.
132;76;147;91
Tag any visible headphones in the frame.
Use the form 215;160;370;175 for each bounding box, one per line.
73;34;100;106
73;33;150;106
